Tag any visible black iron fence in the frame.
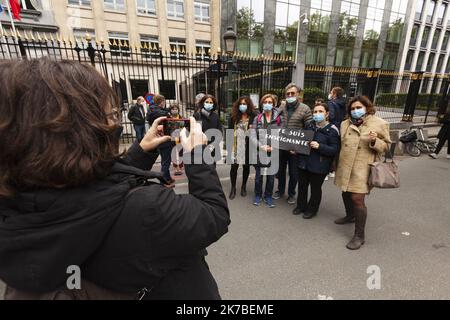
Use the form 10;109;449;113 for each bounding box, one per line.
0;31;295;143
2;30;448;143
303;65;449;124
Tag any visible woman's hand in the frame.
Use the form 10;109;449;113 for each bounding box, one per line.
180;117;208;153
139;117;171;152
310;141;320;149
369;131;378;142
261;145;272;153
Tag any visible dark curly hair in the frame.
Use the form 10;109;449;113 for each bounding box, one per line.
198;94;218;111
0;58;122;198
230;96;257;124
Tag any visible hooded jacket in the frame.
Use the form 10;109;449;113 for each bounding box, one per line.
0;142;230;299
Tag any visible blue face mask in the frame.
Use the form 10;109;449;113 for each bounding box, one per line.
204;103;214;111
263;103;273;112
313;113;325;123
351;108;366;119
239;104;248;113
286;97;297;104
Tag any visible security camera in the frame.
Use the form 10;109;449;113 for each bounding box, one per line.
302;17;309;26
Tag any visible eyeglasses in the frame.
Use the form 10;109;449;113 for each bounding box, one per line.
106;109;120;121
286;91;297;97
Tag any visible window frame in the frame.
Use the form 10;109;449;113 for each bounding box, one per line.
194;1;210;23
167;0;185;19
136;0;156;16
104;0;126;12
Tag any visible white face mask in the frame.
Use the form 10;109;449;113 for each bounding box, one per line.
328;94;333;100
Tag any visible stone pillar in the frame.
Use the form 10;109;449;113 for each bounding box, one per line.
375;0;393;68
211;0;221;52
324;0;342;93
293;0;311;88
263;0;276;57
351;0;369;69
126;0;139;46
185;0;196;53
156;0;170;51
221;0;236;45
91;1;107;42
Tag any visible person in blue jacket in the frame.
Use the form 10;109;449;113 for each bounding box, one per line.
293;103;340;219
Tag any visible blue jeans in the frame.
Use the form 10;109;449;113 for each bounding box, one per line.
134;124;146;142
254;166;275;198
159;146;172;181
276;150;298;197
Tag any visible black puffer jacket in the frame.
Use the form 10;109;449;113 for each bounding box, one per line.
0;142;230;299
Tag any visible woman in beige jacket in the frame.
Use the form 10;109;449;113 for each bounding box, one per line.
334;96;391;250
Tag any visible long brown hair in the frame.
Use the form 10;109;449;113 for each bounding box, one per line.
231;96;256;124
0;59;122;198
198;94;218;111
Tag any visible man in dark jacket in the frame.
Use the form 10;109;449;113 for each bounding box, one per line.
127;96;147;142
275;83;313;205
327;87;346;129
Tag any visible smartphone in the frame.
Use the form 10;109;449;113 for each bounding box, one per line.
162;119;191;137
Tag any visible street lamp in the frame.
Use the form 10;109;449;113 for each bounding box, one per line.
223;26;237;124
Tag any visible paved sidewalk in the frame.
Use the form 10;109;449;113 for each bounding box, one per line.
1;151;449;299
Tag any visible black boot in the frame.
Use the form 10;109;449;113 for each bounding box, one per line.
229;186;236;200
241;185;247;197
346;207;367;250
335;192;355;224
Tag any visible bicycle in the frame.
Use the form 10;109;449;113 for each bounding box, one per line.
399;126;438;157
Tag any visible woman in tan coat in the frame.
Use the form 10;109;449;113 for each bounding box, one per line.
334;96;391;250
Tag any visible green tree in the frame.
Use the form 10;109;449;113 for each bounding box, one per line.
236;7;264;38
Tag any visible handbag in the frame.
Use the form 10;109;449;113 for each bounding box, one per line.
368;143;400;189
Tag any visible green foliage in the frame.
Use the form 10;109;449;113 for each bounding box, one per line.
375;93;443;110
303;87;328;107
236;7;264;39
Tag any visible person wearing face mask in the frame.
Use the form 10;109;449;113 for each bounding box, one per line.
327;87;346;129
334;96;391;250
169;103;184;176
294;103;340;219
127;96;147;142
250;94;283;208
275;83;313;205
194;95;223;163
228;96;258;199
146;94;175;187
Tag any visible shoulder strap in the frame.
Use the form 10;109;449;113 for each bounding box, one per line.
257;113;263;123
276;115;281;126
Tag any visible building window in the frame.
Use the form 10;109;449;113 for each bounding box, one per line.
416;51;425;71
73;28;96;46
437;2;447;25
195;40;210;58
426;53;435;72
421;27;431;48
410;24;420;46
104;0;125;11
136;0;156;15
432;29;441;49
382;52;397;70
194;1;210;22
140;35;159;58
167;0;184;18
306;45;326;65
415;0;424;20
436;54;445;73
108;32;130;57
442;31;450;51
68;0;91;6
404;50;414;70
335;48;353;67
274;0;301;59
426;0;436;24
130;80;149;100
169;37;186;59
445;56;450;72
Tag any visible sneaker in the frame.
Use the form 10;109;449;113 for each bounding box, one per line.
324;175;329;181
264;196;276;208
328;172;335;178
273;191;282;200
429;153;437;159
253;196;262;206
447;155;450;159
287;196;296;205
